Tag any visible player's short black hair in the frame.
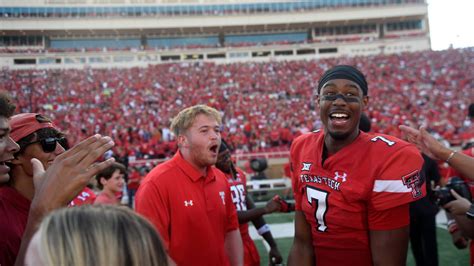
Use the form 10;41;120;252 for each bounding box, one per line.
219;139;230;153
0;91;16;118
359;113;371;132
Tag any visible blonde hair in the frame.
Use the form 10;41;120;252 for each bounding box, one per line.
35;205;168;266
170;104;222;137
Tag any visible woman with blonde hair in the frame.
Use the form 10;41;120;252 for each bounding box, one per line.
25;205;169;266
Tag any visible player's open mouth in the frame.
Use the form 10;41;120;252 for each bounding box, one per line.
0;159;13;165
209;144;218;155
329;112;350;126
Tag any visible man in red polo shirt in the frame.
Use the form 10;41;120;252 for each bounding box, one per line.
136;105;243;266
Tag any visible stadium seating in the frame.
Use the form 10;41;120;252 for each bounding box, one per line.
2;48;473;160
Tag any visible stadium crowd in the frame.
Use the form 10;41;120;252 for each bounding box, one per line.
1;48;473;161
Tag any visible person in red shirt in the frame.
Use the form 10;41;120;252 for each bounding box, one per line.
0;112;103;266
135;105;243;266
0;92;21;266
288;65;425;266
94;162;126;205
216;139;295;266
126;166;141;208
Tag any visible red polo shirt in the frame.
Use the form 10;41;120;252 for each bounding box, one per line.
135;151;239;266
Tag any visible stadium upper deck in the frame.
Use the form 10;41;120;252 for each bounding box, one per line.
1;0;424;17
0;0;430;69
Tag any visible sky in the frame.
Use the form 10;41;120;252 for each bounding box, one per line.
427;0;474;50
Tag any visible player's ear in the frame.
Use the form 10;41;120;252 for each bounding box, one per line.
362;95;369;109
177;134;189;149
316;94;321;108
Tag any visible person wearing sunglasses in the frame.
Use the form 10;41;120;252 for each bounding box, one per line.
0;112;97;265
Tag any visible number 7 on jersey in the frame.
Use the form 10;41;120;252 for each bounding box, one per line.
306;186;329;232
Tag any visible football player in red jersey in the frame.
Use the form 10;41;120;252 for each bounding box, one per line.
288;65;425;266
216;139;294;266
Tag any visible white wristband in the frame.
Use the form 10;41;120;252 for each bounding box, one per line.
257;224;271;235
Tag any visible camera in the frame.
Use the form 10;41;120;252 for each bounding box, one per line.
432;176;472;206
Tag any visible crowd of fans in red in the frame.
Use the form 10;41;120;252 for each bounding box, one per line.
1;48;473;160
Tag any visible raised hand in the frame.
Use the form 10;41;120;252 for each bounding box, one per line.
30;134;115;214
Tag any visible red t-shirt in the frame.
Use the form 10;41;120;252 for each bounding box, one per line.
290;130;425;266
0;186;30;266
94;192;119;205
135;151;239;266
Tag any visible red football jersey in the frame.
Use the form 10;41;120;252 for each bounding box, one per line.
226;167;250;237
291;130;425;266
68;187;97;207
226;167;260;266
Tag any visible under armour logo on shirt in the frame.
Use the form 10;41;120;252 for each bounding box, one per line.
302;162;312;171
184;200;193;207
334;171;347;182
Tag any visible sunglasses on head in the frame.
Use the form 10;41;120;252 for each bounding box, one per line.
30;137;69;153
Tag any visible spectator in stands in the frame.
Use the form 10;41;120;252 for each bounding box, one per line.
3;49;472;157
135;105;243;266
25;205;169;266
0;92;20;184
0;112;109;266
127;166;142;208
94;162;126;205
288;65;425;265
216;139;295;266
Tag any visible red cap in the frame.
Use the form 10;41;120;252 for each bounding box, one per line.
10;113;56;142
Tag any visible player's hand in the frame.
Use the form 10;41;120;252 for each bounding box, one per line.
272;195;295;213
444;189;472;215
268;246;283;266
450;230;468;249
30;134;115;216
264;197;281;214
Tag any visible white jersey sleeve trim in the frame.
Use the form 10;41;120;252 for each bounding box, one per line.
373;180;411;193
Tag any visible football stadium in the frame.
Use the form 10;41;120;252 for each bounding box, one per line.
0;0;472;265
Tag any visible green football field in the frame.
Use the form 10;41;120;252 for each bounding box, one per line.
254;213;470;265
